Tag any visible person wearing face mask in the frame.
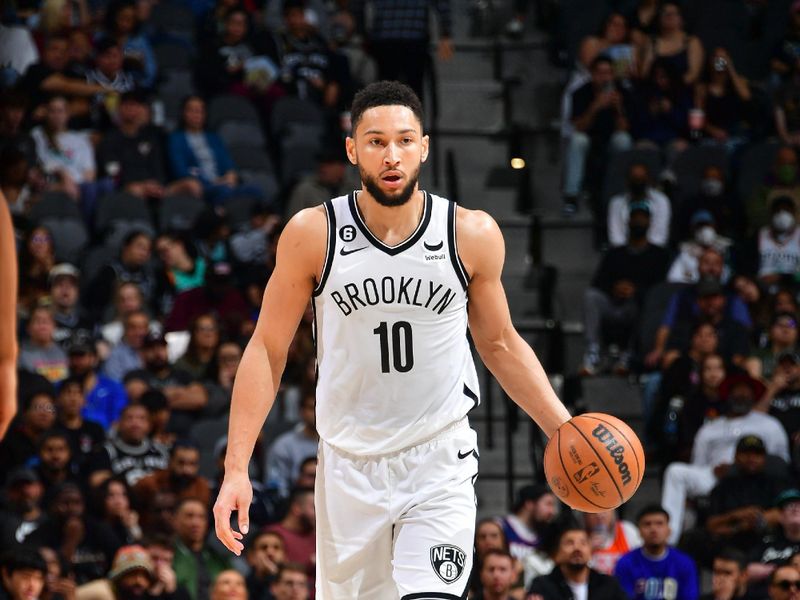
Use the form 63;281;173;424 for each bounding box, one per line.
747;147;800;237
582;202;671;375
756;196;800;290
676;165;738;240
660;372;789;546
668;210;733;284
607;163;671;247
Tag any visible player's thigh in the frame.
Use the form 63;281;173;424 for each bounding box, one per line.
392;426;478;598
316;443;398;600
392;481;476;598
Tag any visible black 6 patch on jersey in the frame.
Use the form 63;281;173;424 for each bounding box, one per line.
339;225;356;242
430;544;466;584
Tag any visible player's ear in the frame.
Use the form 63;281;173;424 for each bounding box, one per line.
345;137;358;165
421;134;430;163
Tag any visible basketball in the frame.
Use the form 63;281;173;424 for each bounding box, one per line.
543;413;645;513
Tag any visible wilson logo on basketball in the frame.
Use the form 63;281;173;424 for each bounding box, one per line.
591;424;633;485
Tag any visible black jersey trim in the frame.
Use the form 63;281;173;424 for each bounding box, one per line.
447;201;469;291
463;384;479;409
348;190;432;256
312;199;336;297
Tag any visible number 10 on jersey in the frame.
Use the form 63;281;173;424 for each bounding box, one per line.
373;321;414;373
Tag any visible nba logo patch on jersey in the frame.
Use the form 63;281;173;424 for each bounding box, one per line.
430;544;466;584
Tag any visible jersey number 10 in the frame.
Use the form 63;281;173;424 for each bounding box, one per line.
373;321;414;373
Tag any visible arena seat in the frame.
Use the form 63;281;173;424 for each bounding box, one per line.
208;94;261;130
41;217;88;265
159;194;206;231
29;191;82;222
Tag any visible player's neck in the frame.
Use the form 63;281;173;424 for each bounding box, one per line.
355;188;425;245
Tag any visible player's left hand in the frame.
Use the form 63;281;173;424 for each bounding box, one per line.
213;470;253;556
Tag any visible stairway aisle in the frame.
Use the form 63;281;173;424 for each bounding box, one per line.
429;1;659;519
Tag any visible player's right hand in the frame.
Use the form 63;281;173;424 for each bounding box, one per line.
213;470;253;556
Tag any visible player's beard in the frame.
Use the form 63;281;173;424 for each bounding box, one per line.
359;163;420;207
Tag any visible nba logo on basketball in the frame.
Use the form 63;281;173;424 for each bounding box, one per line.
430;545;466;584
573;462;600;483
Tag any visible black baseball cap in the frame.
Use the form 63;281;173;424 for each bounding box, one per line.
776;489;800;508
736;435;766;454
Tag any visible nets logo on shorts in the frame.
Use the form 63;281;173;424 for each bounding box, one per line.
430;544;466;584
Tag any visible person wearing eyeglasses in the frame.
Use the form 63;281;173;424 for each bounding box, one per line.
769;565;800;600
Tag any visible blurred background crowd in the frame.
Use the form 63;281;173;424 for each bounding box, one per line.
4;0;800;598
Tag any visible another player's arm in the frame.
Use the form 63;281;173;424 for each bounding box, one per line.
460;209;571;438
213;206;326;555
0;192;17;440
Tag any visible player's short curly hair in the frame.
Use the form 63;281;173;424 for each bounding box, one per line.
350;81;423;133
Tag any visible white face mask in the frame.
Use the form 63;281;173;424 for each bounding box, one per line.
773;210;797;233
694;225;716;246
700;178;723;197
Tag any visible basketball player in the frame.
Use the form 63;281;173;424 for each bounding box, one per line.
0;191;17;440
214;81;572;599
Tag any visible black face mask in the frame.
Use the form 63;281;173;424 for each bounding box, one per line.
727;395;753;416
629;224;649;240
629;180;648;198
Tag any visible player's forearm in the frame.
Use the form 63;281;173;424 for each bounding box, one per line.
0;361;17;439
224;338;284;474
479;328;571;438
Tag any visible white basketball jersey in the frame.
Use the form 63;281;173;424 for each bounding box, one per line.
312;191;480;456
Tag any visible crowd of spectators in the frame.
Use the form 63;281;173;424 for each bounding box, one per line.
559;0;800;598
0;0;461;597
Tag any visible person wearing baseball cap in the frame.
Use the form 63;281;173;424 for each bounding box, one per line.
48;264;93;349
0;468;44;547
661;372;789;546
704;435;791;553
76;545;156;600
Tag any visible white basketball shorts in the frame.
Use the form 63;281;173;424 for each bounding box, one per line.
315;418;478;600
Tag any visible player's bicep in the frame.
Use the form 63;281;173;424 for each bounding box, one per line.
459;210;513;350
251;208;325;355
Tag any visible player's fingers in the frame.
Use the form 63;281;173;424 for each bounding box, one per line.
213;501;243;555
237;500;250;536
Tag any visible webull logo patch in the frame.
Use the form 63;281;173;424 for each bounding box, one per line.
591;424;632;485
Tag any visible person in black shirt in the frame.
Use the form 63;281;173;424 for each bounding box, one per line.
0;468;45;549
84;403;168;488
53;376;106;470
96;92;201;201
704;436;793;554
581;202;670;375
527;526;628;600
747;489;800;597
35;431;80;502
564;56;633;213
87;231;156;320
25;482;121;585
17;35;105;124
139;334;209;437
761;351;800;456
273;2;337;109
0;391;57;478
